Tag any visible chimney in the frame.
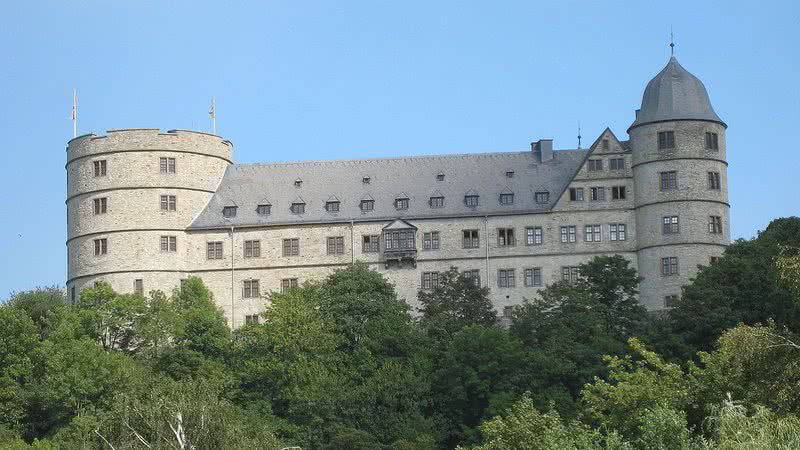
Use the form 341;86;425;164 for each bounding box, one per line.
532;139;553;162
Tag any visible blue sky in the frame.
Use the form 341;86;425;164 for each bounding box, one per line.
0;1;798;296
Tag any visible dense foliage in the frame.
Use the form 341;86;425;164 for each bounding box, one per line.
1;217;799;449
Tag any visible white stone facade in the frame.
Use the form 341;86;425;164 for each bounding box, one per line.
66;59;730;326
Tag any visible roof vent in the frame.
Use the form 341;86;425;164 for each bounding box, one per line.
505;170;515;178
436;172;445;181
294;178;303;187
362;176;371;184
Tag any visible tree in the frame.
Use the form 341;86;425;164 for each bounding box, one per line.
417;267;497;339
663;217;800;360
0;306;39;429
5;287;66;340
462;394;631;450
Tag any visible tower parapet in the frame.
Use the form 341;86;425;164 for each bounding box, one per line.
66;129;232;302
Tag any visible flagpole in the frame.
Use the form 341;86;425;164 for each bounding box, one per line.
209;97;216;135
72;89;77;138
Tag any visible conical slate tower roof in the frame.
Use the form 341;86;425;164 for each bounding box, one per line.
629;56;724;130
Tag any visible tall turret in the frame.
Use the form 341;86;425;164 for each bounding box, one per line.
630;56;729;309
66;129;232;302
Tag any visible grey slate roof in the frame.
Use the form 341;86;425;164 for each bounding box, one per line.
189;149;589;229
630;56;724;130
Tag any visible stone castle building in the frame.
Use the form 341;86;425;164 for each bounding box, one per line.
66;55;729;326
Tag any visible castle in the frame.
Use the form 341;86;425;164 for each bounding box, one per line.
66;55;729;326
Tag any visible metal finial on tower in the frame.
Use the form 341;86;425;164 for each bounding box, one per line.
577;122;582;149
71;89;77;138
209;97;216;135
670;28;675;56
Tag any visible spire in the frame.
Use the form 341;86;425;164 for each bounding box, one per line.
670;27;675;57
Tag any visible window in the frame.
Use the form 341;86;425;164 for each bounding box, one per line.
498;269;515;288
384;230;415;250
710;256;721;265
569;187;584;201
705;132;719;150
560;225;577;243
584;224;602;242
658;131;675;150
561;266;580;282
430;196;445;208
587;159;603;171
327;236;345;255
360;199;374;211
436;173;445;181
661;257;679;276
660;171;678;191
611;186;626;200
463;269;481;287
503;306;513;318
245;315;260;325
610;158;625;170
93;197;107;215
535;192;550;204
134;279;144;296
610;224;627;241
325;201;340;213
497;228;515;247
244;240;261;258
663;216;680;234
159;157;176;174
464;195;479;207
160;235;177;252
207;241;223;259
590;187;606;201
526;227;543;245
708;172;721;190
422;231;440;250
281;278;299;293
283;238;300;256
524;268;542;287
93;160;107;177
708;216;723;234
222;206;237;218
243;280;260;298
256;204;271;216
160;195;177;211
602;139;610;150
664;295;679;308
395;198;409;210
71;287;76;303
421;272;440;290
290;202;305;214
362;176;371;184
505;170;515;178
94;238;107;256
499;193;514;205
463;230;480;249
362;235;380;253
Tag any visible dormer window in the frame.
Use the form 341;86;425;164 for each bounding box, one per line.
222;206;237;218
290;202;305;214
430;196;444;208
294;178;303;187
505;170;515;178
361;199;374;211
325;201;340;213
535;191;550;204
499;193;514;205
395;197;409;210
362;176;371;184
436;172;445;181
464;194;479;207
256;204;271;216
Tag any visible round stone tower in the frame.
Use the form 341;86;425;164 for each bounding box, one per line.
66;129;232;302
630;56;729;309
